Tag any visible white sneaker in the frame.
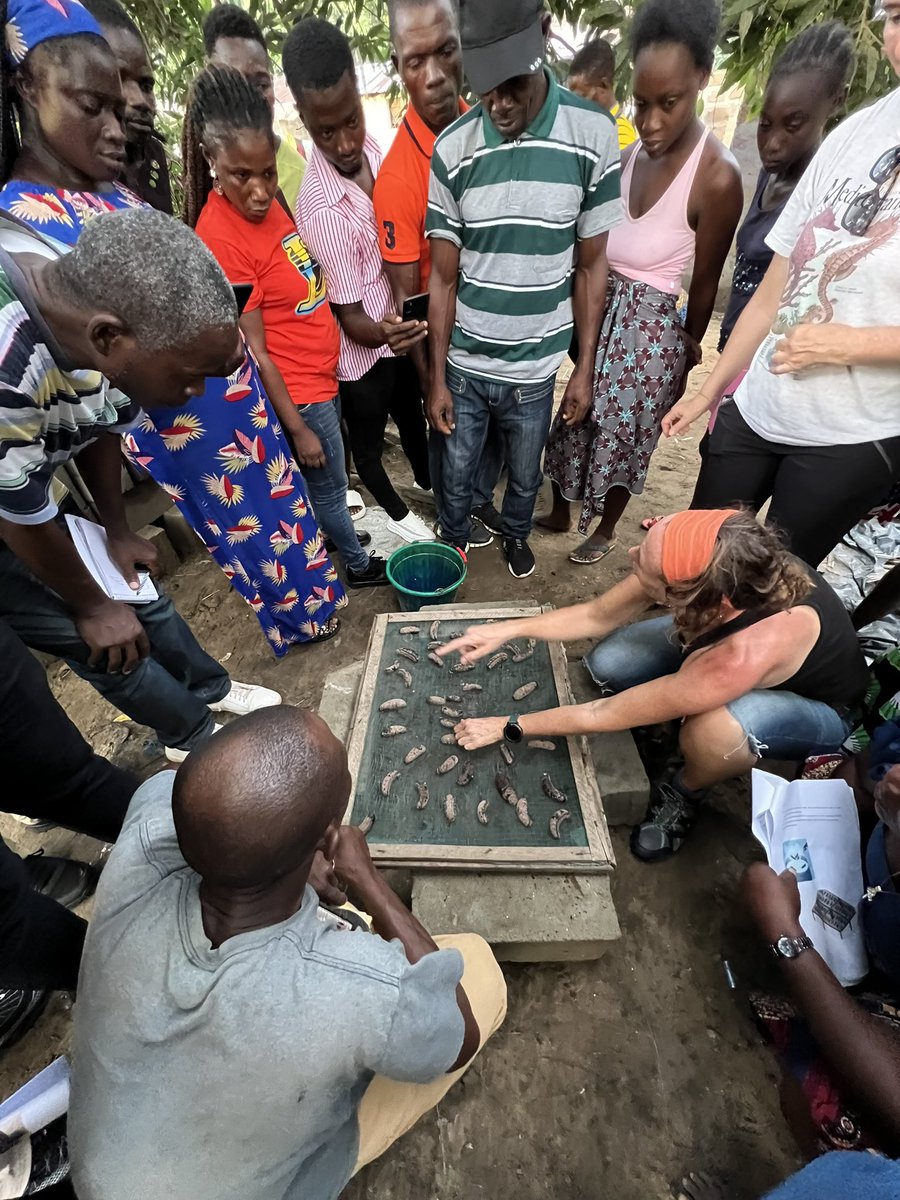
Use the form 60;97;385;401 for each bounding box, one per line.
209;680;282;716
387;511;435;543
165;723;223;764
8;814;56;831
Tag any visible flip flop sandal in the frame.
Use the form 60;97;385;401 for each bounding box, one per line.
676;1172;725;1200
640;515;664;531
568;539;618;565
346;489;366;522
305;616;341;645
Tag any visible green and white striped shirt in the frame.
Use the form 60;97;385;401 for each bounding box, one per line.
426;70;622;385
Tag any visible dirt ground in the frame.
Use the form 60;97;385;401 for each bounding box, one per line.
1;323;805;1199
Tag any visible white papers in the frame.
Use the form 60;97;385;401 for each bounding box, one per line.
65;514;158;605
0;1056;69;1142
751;769;868;986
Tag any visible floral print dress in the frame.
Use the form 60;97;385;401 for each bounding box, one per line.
0;181;345;656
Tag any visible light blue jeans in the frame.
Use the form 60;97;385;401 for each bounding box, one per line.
296;396;370;574
583;615;853;760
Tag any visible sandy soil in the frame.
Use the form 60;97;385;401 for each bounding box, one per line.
0;324;804;1198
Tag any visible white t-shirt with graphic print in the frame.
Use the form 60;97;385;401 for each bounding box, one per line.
735;86;900;447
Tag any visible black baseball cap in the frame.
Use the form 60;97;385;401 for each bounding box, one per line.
459;0;546;95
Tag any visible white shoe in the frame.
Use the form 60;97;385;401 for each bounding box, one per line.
412;482;433;496
8;814;56;831
387;511;435;543
165;723;222;764
209;680;282;717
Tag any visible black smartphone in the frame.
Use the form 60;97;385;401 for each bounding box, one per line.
402;291;429;323
232;283;254;316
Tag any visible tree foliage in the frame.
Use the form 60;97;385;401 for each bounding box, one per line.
126;0;894;114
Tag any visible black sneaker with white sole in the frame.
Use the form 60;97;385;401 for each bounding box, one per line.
471;502;503;536
502;537;535;578
435;528;469;555
346;554;389;589
467;521;493;548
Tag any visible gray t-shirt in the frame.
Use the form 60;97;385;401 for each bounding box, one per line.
69;773;465;1200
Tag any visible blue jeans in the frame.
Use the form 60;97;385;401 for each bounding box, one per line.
296;396;369;574
430;419;503;514
0;544;230;752
438;366;555;544
583;615;853;760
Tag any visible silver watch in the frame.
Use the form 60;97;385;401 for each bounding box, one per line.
770;934;814;961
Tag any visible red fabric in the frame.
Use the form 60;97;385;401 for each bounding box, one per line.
196;190;339;406
374;101;468;290
661;509;740;585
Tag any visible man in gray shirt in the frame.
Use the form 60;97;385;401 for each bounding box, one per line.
69;706;506;1200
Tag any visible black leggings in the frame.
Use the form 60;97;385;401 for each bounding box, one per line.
0;621;137;990
339;356;431;520
692;399;900;568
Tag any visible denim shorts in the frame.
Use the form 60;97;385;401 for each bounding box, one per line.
583;615;853;760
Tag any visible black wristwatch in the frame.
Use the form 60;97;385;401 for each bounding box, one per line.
770;934;814;961
503;714;523;744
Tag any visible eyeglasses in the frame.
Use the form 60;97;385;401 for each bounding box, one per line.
841;145;900;236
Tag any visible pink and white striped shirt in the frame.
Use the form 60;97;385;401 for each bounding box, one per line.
296;134;395;383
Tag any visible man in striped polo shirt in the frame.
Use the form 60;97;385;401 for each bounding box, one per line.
426;0;622;578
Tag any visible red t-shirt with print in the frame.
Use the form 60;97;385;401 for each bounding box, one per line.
196;190;340;406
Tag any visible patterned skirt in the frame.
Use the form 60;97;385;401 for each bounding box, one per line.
126;353;346;659
544;272;687;534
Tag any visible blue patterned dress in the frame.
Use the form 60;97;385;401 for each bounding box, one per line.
0;181;346;657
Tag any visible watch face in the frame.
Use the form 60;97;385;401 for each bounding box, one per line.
505;719;523;744
776;936;797;959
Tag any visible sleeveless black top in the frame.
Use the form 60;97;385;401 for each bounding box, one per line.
685;564;868;712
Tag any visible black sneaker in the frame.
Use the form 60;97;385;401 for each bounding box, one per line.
324;529;371;555
0;988;49;1051
346;554;389;589
630;782;702;863
435;528;469;554
467;521;493;548
472;502;503;535
24;851;97;910
502;537;535;579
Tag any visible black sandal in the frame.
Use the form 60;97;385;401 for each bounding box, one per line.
305;616;341;645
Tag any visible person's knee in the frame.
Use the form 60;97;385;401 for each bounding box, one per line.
583;642;636;695
434;933;507;1043
680;707;756;771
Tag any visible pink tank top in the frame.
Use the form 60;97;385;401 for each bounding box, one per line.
607;127;710;295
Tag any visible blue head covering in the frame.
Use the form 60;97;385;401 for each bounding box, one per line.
5;0;102;68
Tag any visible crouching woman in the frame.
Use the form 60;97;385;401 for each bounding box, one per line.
440;509;868;862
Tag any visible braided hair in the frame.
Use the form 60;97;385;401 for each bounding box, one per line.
631;0;721;73
768;21;855;104
181;63;274;229
0;0;108;183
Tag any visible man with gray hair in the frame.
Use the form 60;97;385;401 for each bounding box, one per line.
0;209;281;761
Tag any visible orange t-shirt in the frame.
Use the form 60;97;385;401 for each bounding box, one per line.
196;190;340;406
373;101;468;291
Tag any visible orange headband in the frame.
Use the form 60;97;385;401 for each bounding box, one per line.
660;509;740;585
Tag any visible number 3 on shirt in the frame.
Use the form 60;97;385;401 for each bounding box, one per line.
383;220;396;251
